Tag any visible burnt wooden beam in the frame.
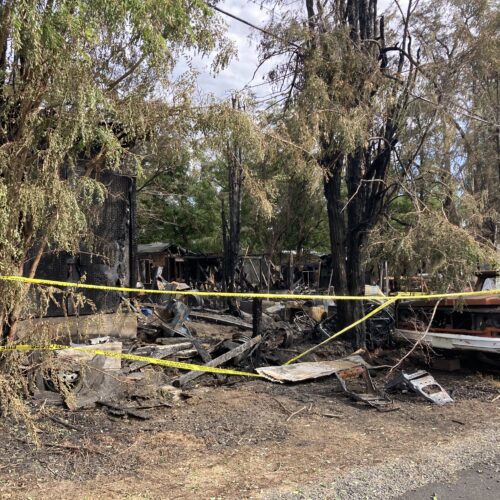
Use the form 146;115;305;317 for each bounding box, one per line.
189;311;252;330
173;335;261;387
153;310;223;380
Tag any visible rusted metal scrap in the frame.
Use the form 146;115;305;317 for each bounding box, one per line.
335;365;393;411
395;273;500;355
257;354;393;411
385;370;454;405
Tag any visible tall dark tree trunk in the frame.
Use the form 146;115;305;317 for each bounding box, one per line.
345;150;368;346
221;197;228;289
223;95;244;314
306;0;405;347
322;152;367;346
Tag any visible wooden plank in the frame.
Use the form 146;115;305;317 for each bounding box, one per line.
125;343;192;372
153;313;224;382
133;344;192;356
189;311;252;330
173;335;261;387
156;337;195;345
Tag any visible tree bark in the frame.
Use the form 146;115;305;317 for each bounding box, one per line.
323;151;367;346
252;296;262;338
223;95;244;315
309;1;402;348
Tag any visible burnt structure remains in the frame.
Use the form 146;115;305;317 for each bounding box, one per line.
137;244;283;292
137;243;220;289
31;171;136;316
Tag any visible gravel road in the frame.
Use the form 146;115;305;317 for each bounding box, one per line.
267;430;499;499
400;460;500;500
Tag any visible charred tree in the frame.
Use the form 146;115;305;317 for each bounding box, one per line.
222;95;245;314
303;0;415;346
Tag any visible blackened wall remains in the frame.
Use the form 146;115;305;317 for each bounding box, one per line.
31;171;136;316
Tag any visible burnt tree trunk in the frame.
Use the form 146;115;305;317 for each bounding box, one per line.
223;95;244;315
322;152;368;346
323;155;350;336
345;150;368;346
252;295;263;338
221;197;228;290
306;1;405;347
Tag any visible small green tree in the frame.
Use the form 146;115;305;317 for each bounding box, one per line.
369;0;499;290
197;96;272;310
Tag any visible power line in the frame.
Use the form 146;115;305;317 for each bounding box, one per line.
206;3;301;49
206;3;498;127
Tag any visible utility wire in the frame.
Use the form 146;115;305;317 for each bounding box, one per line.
206;3;301;49
206;3;498;126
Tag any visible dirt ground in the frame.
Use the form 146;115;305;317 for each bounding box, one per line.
0;322;499;499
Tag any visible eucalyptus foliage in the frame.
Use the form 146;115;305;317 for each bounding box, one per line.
0;0;228;335
368;0;499;290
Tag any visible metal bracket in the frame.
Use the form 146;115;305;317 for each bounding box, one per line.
386;370;453;405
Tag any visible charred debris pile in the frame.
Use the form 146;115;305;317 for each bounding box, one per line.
20;244;499;416
23;274;494;418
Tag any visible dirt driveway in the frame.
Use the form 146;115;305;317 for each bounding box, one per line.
0;365;498;499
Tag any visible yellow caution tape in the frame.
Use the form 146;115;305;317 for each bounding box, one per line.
0;275;385;301
396;290;500;300
0;275;498;301
0;344;263;378
0;276;498;373
284;298;399;365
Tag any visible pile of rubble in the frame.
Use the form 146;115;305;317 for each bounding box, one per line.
28;287;457;416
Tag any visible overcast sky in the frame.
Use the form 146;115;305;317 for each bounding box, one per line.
182;0;399;100
179;0;271;100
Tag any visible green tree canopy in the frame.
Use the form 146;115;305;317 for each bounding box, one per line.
0;0;229;336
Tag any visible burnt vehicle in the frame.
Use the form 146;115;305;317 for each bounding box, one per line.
395;271;500;355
